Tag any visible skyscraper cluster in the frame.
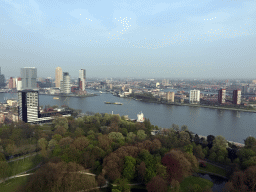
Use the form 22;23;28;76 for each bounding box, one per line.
55;67;86;94
18;67;72;124
218;88;241;105
18;67;39;123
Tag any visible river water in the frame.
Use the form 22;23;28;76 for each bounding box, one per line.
1;90;256;144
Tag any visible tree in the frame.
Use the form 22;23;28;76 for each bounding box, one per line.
208;152;217;161
242;156;256;169
183;152;199;173
114;178;130;192
237;148;256;162
52;134;62;142
155;163;167;179
98;135;112;151
120;128;128;136
193;145;205;159
123;156;136;181
162;152;184;183
52;117;68;130
179;131;191;146
137;130;147;141
74;128;85;137
244;136;256;149
23;162;98;192
184;144;193;154
207;135;215;149
97;174;106;188
126;132;136;143
48;139;58;150
245;166;256;191
194;134;200;145
212;135;227;151
181;125;189;132
58;137;73;149
169;179;180;192
171;124;179;132
146;176;168;192
5;143;17;156
150;139;162;153
73;136;89;151
187;184;202;192
137;161;146;182
38;138;48;157
109;132;125;142
224;171;248;192
0;153;5;161
0;161;9;182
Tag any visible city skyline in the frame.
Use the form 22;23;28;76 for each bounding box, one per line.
0;0;255;79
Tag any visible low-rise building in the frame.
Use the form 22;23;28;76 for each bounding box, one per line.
7;99;17;107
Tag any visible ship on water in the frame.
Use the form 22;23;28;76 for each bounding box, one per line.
53;97;59;100
104;101;123;105
137;111;145;122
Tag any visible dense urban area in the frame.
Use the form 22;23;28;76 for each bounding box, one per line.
0;67;256;192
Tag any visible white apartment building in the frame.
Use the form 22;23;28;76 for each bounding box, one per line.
189;90;200;103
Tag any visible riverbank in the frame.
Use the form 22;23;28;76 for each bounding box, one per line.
39;93;98;98
124;95;256;113
171;103;256;113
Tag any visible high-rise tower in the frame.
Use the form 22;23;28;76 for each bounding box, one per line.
0;67;6;88
61;72;71;94
233;89;241;105
18;90;39;123
78;69;86;91
55;67;62;88
218;89;226;104
21;67;37;90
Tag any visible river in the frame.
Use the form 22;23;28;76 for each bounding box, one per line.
1;90;256;144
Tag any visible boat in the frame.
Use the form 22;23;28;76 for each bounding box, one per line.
137;111;145;122
53;97;59;100
104;101;123;105
114;102;123;105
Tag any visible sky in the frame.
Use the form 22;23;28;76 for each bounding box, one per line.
0;0;255;79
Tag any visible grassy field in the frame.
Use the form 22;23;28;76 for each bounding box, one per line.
0;155;43;192
180;176;213;192
198;163;228;177
0;176;29;192
8;154;42;176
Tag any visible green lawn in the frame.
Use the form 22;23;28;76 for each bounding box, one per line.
0;176;29;192
8;154;43;176
180;176;213;192
198;163;227;177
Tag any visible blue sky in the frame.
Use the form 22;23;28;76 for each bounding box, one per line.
0;0;255;79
